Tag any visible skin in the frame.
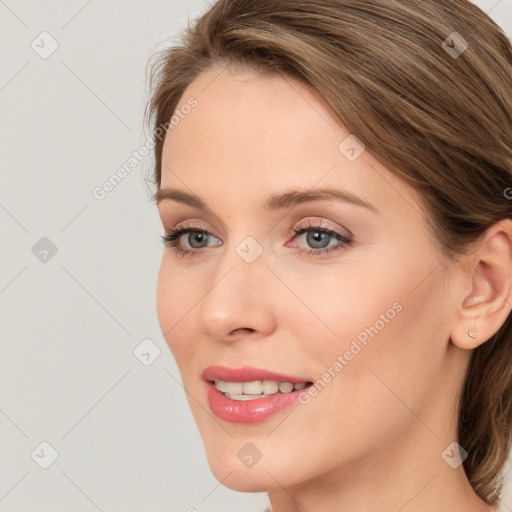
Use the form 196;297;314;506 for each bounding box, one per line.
156;64;512;512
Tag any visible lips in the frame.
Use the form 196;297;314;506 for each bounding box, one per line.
201;365;311;384
202;365;313;423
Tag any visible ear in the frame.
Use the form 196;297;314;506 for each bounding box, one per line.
450;219;512;350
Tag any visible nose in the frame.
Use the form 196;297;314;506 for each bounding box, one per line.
197;239;277;343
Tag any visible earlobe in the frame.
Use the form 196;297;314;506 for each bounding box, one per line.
450;220;512;351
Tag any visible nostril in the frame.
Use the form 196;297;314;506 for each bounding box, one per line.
231;328;255;335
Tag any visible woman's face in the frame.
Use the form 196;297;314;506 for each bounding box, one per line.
156;66;466;492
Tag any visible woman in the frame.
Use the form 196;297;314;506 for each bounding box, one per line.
146;0;512;510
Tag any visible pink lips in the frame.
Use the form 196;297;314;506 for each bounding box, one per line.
202;365;312;424
201;365;310;384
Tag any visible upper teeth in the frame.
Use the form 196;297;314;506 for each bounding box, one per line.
214;379;307;399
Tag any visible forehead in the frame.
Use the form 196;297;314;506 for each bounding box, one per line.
160;66;425;223
164;67;344;160
162;67;352;186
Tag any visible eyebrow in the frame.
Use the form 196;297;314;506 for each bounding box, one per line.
154;186;379;215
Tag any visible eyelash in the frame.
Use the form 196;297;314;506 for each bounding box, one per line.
160;220;353;259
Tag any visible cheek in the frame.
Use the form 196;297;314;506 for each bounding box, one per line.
277;259;402;364
320;264;447;421
156;255;174;337
156;255;198;360
288;250;447;397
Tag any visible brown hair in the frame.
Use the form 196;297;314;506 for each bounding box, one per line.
145;0;512;505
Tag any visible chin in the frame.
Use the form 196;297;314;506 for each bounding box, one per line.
202;442;283;493
208;461;277;493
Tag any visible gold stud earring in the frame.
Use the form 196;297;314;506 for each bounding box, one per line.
468;329;477;339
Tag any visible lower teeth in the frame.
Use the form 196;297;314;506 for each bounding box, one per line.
223;390;298;401
223;393;267;401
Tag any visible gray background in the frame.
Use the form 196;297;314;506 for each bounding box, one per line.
0;1;511;511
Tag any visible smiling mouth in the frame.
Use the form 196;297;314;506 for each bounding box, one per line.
202;366;315;423
213;379;314;400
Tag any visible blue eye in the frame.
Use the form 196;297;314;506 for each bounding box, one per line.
161;224;219;258
290;221;353;257
161;220;353;259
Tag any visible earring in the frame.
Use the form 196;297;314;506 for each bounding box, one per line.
468;329;477;339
